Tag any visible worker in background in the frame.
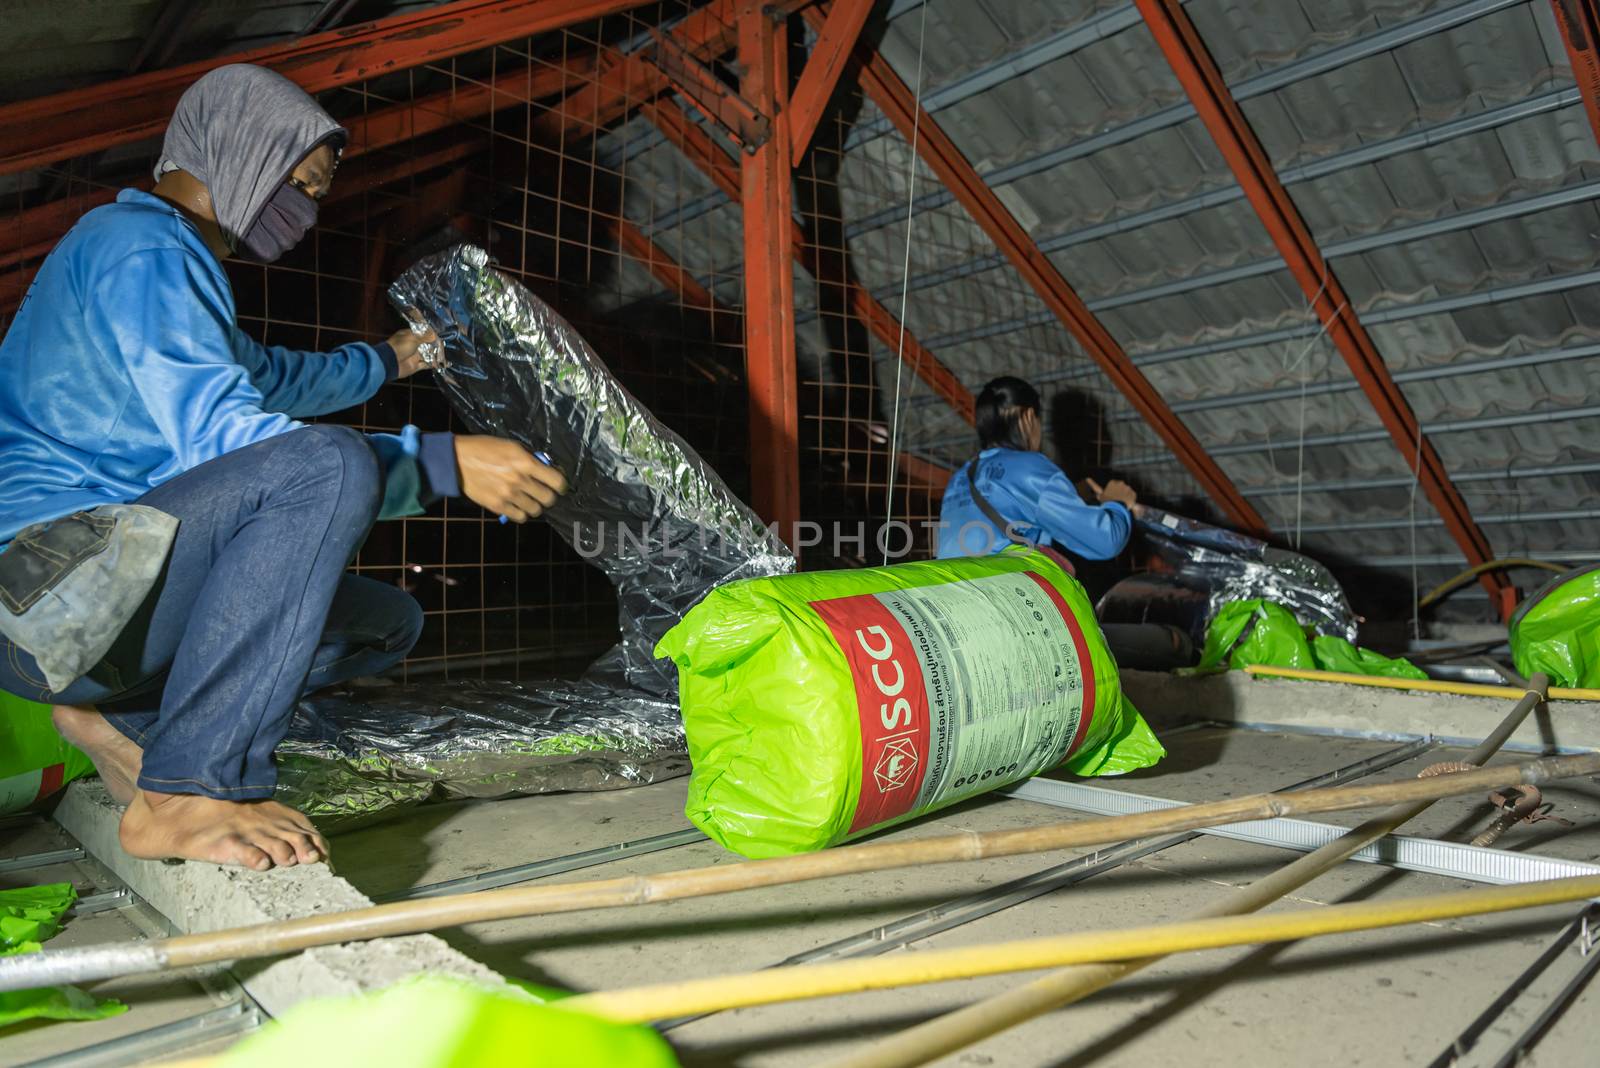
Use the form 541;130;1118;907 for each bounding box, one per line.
0;65;565;871
936;376;1141;560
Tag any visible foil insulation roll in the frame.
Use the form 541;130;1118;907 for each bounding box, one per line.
1097;506;1357;645
275;244;793;826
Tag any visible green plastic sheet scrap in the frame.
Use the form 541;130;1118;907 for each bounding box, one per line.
1511;565;1600;689
1199;599;1427;679
1;883;126;1030
216;976;678;1068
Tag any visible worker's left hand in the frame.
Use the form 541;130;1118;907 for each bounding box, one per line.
386;323;440;378
1087;477;1138;510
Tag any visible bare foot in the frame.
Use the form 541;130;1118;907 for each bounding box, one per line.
119;790;329;871
51;704;143;804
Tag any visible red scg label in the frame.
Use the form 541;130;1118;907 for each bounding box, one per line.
811;594;932;834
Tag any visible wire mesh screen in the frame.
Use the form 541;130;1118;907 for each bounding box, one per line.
0;4;764;679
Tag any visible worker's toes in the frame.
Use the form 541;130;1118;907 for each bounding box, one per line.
222;836;274;872
286;829;325;865
252;831;299;869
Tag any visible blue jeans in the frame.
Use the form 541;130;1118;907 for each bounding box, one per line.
0;426;423;799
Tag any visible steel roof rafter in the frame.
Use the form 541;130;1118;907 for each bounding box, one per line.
1135;0;1514;617
639;92;975;424
0;0;654;176
815;4;1267;535
1549;0;1600;144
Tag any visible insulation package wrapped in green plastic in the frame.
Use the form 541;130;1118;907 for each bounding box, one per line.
0;691;94;815
1197;599;1426;679
656;547;1165;858
1511;564;1600;688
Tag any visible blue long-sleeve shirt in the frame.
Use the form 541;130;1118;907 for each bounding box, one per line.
935;447;1131;560
0;189;456;550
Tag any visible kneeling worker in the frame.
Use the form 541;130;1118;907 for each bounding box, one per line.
0;65;566;870
937;376;1141;559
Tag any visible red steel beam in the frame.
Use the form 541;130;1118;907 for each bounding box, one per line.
1;133;492;319
1135;0;1513;616
788;0;875;160
532;0;815;145
0;0;648;175
611;217;724;318
824;8;1266;535
643;94;974;424
0;59;585;274
1549;0;1600;146
343;58;591;156
738;1;802;547
533;0;740;143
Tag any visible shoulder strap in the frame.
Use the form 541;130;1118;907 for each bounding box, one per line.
964;458;1032;547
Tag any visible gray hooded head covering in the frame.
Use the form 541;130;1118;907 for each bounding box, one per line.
155;64;346;251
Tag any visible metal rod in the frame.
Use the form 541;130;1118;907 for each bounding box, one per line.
841;0;1524;234
0;846;86;874
18;1000;260;1068
1007;777;1600;885
1241;458;1600;499
380;828;707;901
844;177;1600;333
907;266;1600;390
1488;915;1600;1068
1112;339;1600;422
566;872;1600;1023
1424;903;1600;1068
1115;402;1600;466
655;736;1436;1031
4;740;1592;994
825;674;1554;1068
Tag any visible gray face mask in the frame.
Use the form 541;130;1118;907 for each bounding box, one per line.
241;182;319;263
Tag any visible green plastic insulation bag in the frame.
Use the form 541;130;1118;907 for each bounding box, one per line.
0;690;95;815
656;547;1165;858
1511;564;1600;688
1198;599;1426;679
213;975;677;1068
1197;600;1315;672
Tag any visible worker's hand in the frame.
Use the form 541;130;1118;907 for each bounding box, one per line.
386;322;440;379
456;436;568;522
1086;477;1138;510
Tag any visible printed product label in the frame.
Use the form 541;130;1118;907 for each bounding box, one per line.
0;766;48;816
811;571;1096;834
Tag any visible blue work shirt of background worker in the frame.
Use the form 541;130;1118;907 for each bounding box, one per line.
935;447;1133;559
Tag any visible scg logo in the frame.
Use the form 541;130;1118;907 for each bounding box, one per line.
855;625;913;732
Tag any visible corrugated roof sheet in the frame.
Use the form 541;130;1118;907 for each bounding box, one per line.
600;0;1599;615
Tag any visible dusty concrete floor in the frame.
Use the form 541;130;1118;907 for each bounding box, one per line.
6;723;1599;1066
334;726;1600;1068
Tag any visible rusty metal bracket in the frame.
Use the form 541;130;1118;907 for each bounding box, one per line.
647;27;772;150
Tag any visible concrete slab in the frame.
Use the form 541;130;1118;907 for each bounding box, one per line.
51;780;507;1017
1122;670;1600;752
29;722;1595;1067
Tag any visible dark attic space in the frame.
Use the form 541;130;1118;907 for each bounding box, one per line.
2;2;1600;1066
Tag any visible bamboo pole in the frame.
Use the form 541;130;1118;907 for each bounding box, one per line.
4;700;1588;995
1243;663;1600;702
565;873;1600;1022
827;674;1557;1068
